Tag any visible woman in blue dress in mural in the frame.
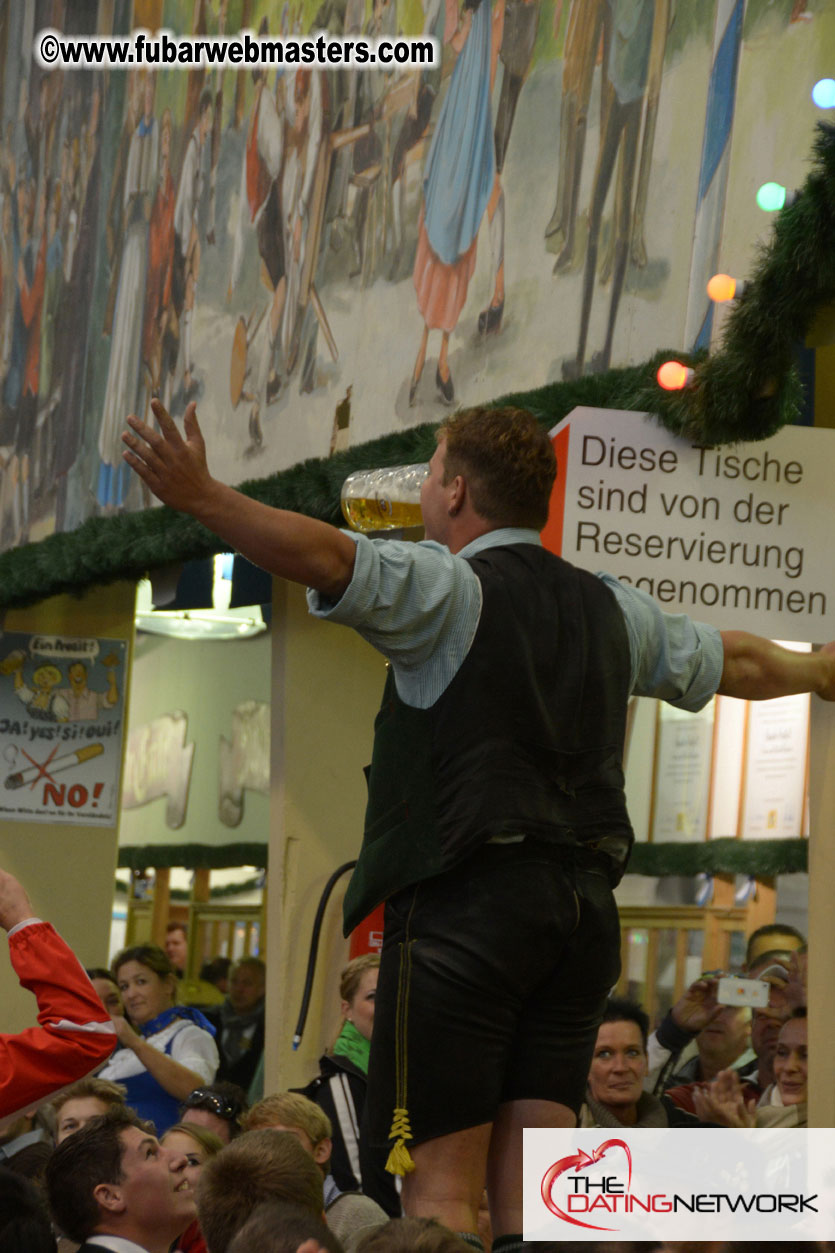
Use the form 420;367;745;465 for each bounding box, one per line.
409;0;504;406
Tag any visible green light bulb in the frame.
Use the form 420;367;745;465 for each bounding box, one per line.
756;181;787;212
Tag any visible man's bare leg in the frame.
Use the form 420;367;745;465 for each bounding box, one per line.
487;1098;576;1238
401;1122;493;1233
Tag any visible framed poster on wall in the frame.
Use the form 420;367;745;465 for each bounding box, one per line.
649;699;716;842
0;632;127;825
739;644;811;839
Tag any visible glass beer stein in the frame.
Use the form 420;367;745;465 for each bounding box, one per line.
341;463;429;532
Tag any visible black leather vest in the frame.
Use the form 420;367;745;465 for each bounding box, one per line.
343;544;635;933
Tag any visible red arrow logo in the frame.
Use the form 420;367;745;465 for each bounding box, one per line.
541;1139;632;1231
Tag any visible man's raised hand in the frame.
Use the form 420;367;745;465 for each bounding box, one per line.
670;976;721;1033
122;399;214;517
0;869;34;932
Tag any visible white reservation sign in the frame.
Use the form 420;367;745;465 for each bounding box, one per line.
544;407;835;644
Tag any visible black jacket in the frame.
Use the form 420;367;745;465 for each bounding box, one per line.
299;1052;400;1217
204;1004;265;1093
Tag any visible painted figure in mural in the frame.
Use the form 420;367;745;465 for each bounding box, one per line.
38;179;63;402
103;73;143;339
478;0;540;335
97;71;158;510
206;0;229;247
626;0;668;272
229;56;287;441
408;0;504;407
25;74;58;203
142;109;177;421
184;0;210;138
346;0;395;282
2;180;29;424
173;88;214;404
0;191;14;387
13;177;46;544
281;68;327;394
0;180;34;546
52;81;101;529
321;0;367;257
0;126;14;198
387;0;443;280
562;0;669;379
33;177;64;500
544;0;606;271
0;188;13;547
58;137;75;281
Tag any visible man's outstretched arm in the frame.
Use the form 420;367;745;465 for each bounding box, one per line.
719;631;835;701
122;399;357;599
0;869;117;1119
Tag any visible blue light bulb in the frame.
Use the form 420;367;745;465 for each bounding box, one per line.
812;78;835;109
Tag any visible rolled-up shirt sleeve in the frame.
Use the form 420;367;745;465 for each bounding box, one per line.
600;573;724;711
307;532;482;707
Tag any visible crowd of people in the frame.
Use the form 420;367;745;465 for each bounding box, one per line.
0;862;814;1253
4;400;834;1252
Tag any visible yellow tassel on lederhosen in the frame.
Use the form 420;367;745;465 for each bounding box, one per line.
385;1106;416;1175
385;935;416;1176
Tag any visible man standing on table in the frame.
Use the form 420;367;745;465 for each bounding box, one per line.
122;398;835;1253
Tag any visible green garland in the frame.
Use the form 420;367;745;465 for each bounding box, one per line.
627;837;807;878
116;837;806;878
118;842;268;871
1;124;832;611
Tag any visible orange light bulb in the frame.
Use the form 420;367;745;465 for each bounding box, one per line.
657;361;694;391
707;273;737;302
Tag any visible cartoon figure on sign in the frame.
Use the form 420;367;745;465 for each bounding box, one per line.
54;656;120;721
0;651;120;722
1;652;69;722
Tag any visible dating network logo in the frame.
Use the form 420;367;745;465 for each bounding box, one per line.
541;1138;632;1231
539;1137;818;1233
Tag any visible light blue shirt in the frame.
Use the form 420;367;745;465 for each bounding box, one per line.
308;529;724;711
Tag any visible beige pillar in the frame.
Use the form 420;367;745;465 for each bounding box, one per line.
0;581;135;1032
807;691;835;1127
265;580;385;1094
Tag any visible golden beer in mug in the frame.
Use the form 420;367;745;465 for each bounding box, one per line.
341;464;429;532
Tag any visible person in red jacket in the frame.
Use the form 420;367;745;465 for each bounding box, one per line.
0;867;117;1120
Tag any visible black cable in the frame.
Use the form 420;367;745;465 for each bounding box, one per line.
292;860;357;1049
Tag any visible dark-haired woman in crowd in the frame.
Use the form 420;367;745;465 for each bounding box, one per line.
97;944;218;1133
